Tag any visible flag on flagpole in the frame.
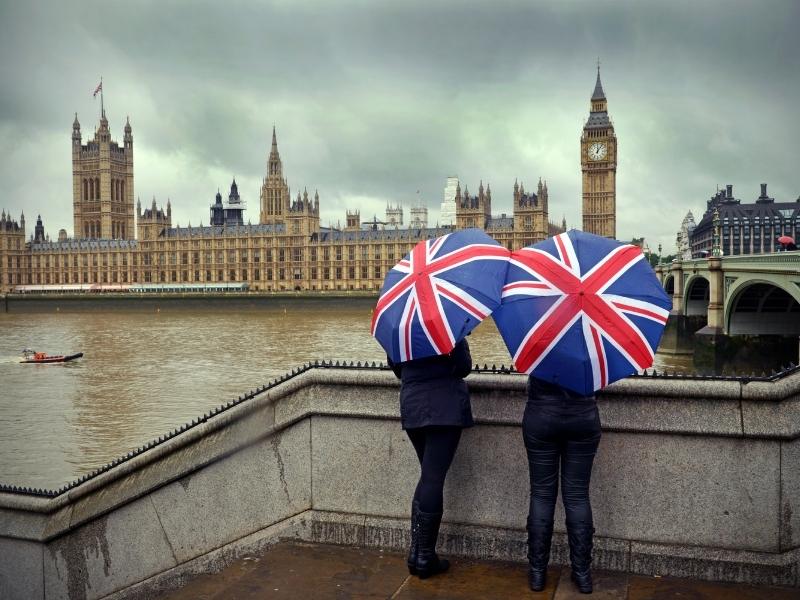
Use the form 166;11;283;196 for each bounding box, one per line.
93;81;102;97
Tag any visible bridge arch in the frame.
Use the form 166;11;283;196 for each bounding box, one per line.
726;279;800;335
663;274;675;297
683;275;709;317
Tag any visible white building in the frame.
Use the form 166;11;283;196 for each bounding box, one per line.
385;202;403;227
410;194;428;229
439;176;459;226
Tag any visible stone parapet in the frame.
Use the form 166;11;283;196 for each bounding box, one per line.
1;366;799;599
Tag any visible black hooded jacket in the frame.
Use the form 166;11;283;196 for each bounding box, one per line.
388;339;474;430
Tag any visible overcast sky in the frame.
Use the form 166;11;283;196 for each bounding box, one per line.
1;0;798;253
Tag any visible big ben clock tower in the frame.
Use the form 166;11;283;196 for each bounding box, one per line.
581;65;617;239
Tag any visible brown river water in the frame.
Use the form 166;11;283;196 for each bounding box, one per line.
0;297;692;489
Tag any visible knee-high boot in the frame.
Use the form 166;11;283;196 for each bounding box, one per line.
414;510;450;579
407;499;420;575
567;523;594;594
527;518;553;591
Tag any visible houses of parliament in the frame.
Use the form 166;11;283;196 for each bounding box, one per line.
0;71;617;294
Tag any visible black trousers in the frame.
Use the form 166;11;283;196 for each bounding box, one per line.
522;396;601;530
406;426;462;513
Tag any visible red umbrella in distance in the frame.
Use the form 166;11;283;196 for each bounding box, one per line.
778;235;795;245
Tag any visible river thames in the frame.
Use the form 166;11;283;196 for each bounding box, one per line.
0;298;692;489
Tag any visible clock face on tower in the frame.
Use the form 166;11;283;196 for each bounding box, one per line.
588;142;607;161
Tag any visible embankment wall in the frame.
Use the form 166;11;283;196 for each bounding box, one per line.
2;366;799;598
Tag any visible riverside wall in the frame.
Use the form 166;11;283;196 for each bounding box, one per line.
1;365;799;599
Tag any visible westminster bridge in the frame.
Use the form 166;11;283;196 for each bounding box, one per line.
655;252;800;372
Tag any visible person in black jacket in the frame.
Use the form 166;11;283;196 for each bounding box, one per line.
388;338;473;579
523;376;601;594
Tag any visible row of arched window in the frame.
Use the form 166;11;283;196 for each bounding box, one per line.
83;221;127;239
113;179;126;202
81;178;127;201
84;221;101;239
82;178;100;201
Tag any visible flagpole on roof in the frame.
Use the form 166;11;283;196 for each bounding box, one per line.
100;76;104;118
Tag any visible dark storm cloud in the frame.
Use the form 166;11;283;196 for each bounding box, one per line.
0;0;798;250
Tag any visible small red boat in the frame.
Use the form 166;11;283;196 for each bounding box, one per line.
20;349;84;364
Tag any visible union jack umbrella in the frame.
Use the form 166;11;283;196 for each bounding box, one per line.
492;230;671;395
371;228;510;363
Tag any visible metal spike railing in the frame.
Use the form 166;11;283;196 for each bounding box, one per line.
2;359;798;498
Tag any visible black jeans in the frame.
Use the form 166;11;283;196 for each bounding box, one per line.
522;395;601;530
406;426;463;513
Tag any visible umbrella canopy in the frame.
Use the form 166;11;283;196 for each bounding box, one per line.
492;230;671;395
371;228;510;363
778;235;795;245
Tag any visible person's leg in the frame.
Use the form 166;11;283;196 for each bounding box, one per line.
406;427;427;463
406;428;426;503
522;402;560;591
413;426;462;578
561;405;601;593
415;426;462;513
405;428;427;574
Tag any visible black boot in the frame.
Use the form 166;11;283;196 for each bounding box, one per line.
567;523;594;594
526;519;553;592
414;510;450;579
407;499;420;575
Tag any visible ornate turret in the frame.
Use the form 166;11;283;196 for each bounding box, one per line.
137;196;172;240
592;64;606;101
385;201;404;227
345;209;361;231
211;180;246;227
513;173;548;240
123;116;132;149
260;126;291;224
455;180;491;230
228;179;240;204
72;113;81;147
268;126;281;177
34;215;45;244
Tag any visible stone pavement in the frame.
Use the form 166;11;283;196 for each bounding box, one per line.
159;542;798;599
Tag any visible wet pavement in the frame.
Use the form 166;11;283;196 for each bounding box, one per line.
159;542;798;599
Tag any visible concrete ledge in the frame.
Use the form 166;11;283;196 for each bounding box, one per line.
1;366;799;598
630;541;799;587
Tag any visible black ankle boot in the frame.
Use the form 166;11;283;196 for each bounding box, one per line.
526;519;553;592
414;510;450;579
407;499;420;575
567;524;595;594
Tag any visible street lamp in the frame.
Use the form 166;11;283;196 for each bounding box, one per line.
712;208;722;257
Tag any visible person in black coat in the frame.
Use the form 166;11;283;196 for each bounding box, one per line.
388;338;473;579
523;376;601;594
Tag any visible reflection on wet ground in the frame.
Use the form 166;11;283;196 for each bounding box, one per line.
160;542;799;600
